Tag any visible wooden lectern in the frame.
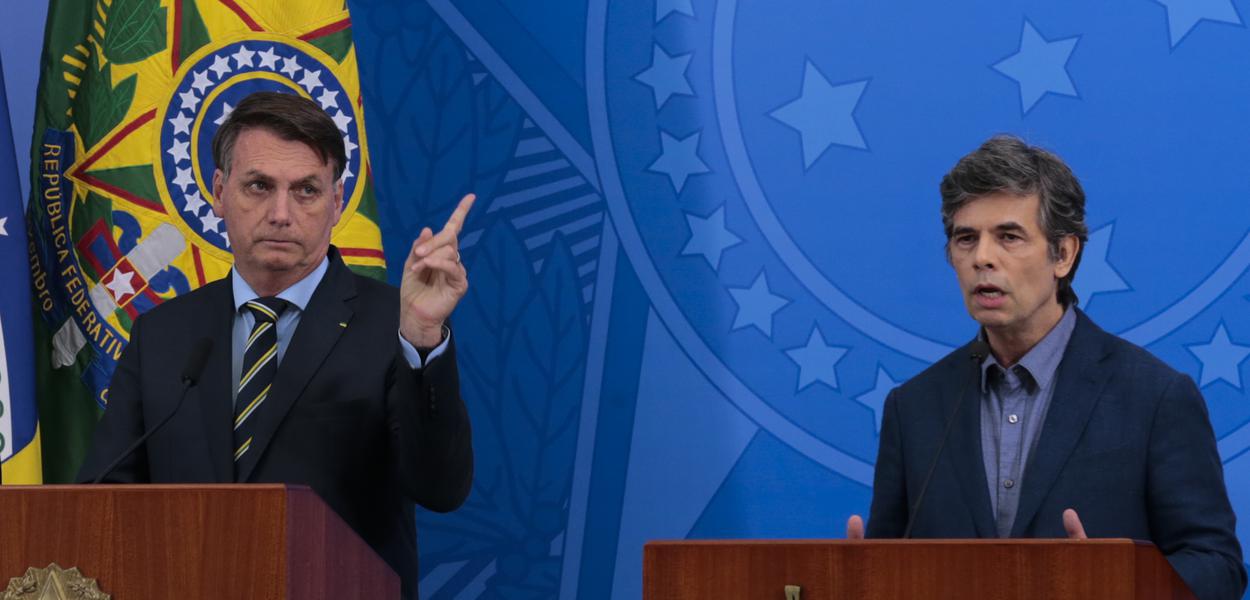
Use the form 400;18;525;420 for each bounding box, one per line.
0;484;399;599
644;539;1195;600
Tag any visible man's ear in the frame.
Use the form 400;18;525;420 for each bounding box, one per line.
332;178;344;226
1054;235;1080;279
211;169;226;217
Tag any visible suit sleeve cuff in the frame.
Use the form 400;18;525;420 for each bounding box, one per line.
398;326;451;369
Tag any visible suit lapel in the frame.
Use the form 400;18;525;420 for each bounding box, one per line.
1009;311;1111;537
945;341;997;538
192;279;236;483
236;253;356;482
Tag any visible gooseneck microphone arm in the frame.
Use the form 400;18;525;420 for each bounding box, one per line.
90;338;214;485
902;339;991;539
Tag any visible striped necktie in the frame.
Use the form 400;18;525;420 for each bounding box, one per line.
234;296;288;479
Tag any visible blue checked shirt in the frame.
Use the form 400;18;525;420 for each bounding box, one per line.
979;306;1076;537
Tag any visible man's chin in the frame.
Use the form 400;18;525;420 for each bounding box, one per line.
967;306;1011;328
253;247;304;271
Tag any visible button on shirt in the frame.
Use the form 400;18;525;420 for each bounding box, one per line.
979;306;1076;537
230;258;449;403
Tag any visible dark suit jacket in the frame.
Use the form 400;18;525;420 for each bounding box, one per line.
867;310;1245;600
78;248;473;599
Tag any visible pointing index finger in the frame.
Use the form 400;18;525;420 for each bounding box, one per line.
443;193;476;236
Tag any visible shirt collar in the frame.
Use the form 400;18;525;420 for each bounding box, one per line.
979;305;1077;394
230;257;329;314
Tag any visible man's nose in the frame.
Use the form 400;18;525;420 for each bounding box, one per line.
268;192;292;224
973;238;995;269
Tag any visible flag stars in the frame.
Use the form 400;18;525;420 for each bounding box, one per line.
200;211;224;233
280;55;303;78
166;139;190;164
785;327;849;391
330;110;352;132
179;89;202;112
169;110;193;136
209;55;233;79
232;45;256;69
183;189;207;215
190;70;213;95
318;89;340;111
173;167;196;191
343;135;358;156
299;68;323;93
104;269;137;302
257;47;279;70
0;216;8;236
214;102;235;126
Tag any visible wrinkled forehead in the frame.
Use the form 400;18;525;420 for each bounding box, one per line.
227;128;335;182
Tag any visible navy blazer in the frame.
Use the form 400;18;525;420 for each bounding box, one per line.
867;310;1245;600
77;248;474;599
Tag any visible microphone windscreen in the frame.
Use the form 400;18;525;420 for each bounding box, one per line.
968;340;991;363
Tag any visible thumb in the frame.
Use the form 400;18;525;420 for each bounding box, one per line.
1063;508;1087;540
846;514;865;540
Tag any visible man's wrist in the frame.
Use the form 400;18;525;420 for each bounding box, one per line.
404;323;448;349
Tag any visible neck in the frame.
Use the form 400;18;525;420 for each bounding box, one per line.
985;301;1066;367
236;266;311;298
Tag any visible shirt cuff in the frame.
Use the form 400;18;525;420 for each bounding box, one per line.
398;326;450;369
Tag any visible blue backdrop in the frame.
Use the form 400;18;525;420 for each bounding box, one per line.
11;0;1250;598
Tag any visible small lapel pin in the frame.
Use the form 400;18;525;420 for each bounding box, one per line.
338;322;348;328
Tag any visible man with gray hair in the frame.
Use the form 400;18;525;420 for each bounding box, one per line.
846;135;1244;600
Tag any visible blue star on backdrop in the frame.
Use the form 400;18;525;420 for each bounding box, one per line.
992;19;1080;115
770;60;869;168
1155;0;1243;48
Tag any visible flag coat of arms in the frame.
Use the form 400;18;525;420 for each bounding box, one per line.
26;0;386;482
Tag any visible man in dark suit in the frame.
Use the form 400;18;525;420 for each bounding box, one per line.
846;136;1245;600
77;91;473;599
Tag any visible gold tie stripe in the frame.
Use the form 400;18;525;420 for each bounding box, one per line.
233;297;289;479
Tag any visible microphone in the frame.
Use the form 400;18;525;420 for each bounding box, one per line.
902;339;990;539
91;338;213;484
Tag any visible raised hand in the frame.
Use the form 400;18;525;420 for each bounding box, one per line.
400;194;475;348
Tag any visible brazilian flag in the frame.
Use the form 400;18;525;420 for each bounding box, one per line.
0;55;41;485
26;0;386;482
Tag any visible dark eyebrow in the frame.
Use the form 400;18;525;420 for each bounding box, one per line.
993;222;1026;234
951;226;977;237
241;169;274;182
290;175;323;188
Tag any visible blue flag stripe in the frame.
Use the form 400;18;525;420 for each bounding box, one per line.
0;51;38;464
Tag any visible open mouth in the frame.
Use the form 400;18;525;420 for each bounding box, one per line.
974;284;1005;298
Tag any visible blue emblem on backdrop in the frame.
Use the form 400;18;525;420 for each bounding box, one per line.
341;0;1250;598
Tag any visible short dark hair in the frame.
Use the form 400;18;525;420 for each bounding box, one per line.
939;135;1089;307
211;91;346;180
